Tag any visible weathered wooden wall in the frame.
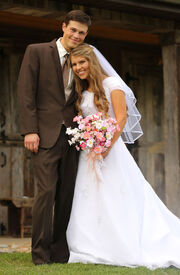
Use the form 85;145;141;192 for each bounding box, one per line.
162;41;180;216
0;46;34;235
120;49;164;201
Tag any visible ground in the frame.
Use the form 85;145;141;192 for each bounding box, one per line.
0;236;31;253
0;238;180;274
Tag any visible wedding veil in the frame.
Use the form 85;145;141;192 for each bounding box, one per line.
92;45;143;144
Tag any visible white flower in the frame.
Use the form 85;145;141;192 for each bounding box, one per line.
71;128;79;135
68;140;72;145
94;122;102;130
93;114;99;119
71;137;76;144
74;133;81;139
106;132;112;140
66;127;72;135
87;139;94;148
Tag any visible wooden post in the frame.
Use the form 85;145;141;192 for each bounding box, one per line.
20;207;25;238
162;33;180;216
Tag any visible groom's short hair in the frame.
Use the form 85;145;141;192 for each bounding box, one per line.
64;10;91;29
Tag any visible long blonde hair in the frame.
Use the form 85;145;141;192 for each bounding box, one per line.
70;43;109;117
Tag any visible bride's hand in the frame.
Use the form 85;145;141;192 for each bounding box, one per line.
93;153;103;161
101;148;111;159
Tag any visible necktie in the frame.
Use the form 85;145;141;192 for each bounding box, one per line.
62;53;70;89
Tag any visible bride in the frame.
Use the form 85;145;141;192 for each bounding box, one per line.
66;43;180;270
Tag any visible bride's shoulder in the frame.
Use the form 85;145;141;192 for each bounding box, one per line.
103;76;120;83
102;76;122;90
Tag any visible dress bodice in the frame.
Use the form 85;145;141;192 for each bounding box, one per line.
80;77;122;118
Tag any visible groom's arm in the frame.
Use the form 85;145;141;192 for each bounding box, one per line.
17;45;40;152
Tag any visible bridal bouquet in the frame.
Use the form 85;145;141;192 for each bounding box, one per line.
66;112;119;154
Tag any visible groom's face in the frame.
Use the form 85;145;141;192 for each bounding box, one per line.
61;20;88;52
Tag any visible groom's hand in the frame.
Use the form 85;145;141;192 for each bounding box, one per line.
24;133;40;153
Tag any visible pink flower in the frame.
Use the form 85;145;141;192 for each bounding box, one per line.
83;132;91;139
100;141;105;147
79;123;85;130
105;140;111;147
96;112;103;117
73;115;82;122
94;146;103;154
83;117;88;124
75;145;80;151
107;126;115;132
92;114;99;121
73;116;79;122
85;123;92;132
80;142;86;150
86;126;92;131
96;132;105;141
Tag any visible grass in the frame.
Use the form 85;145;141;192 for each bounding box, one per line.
0;253;180;275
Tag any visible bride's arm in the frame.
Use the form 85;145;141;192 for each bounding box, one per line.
102;89;127;158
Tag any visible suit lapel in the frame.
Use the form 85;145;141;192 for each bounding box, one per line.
49;39;65;102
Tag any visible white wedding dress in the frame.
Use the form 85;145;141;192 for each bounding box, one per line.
67;76;180;270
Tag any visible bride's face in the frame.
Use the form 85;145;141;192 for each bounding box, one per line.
71;55;90;80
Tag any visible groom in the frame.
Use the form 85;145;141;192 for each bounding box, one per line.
17;10;91;265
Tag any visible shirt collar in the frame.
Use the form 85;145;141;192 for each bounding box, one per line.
56;38;68;58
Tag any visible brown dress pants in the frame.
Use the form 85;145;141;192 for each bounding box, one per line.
31;125;79;264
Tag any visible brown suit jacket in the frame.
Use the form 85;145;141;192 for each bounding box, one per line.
17;39;77;148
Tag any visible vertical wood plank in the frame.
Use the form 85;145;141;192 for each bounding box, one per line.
12;147;24;198
0;205;8;233
24;149;34;197
9;54;23;136
0;146;11;199
0;51;11;137
162;44;180;216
